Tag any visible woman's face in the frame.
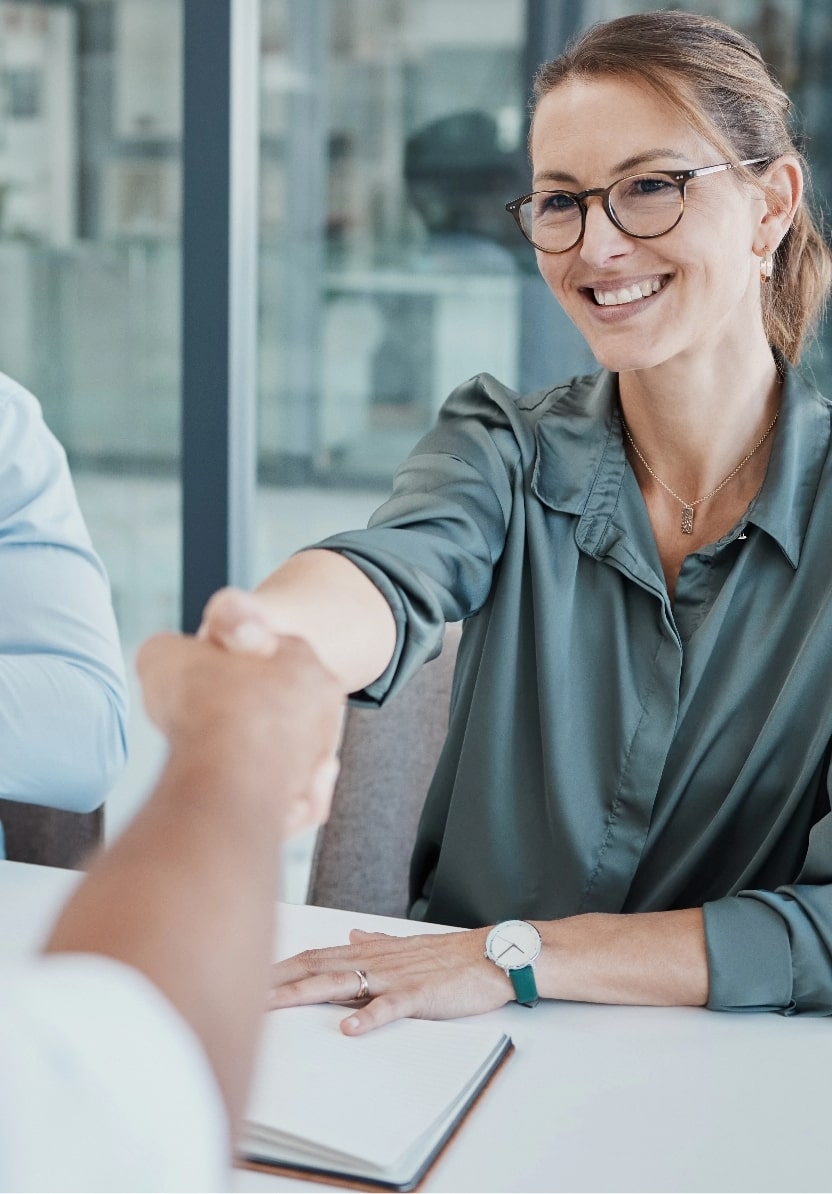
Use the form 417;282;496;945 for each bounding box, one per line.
529;75;767;373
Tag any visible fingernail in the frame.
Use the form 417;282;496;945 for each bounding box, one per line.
343;1016;361;1032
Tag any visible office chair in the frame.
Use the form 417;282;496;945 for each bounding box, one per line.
306;622;461;918
0;799;102;869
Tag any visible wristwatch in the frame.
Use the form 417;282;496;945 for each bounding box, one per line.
484;919;542;1007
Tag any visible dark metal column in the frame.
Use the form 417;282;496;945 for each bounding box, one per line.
519;0;594;393
181;0;259;632
523;0;581;100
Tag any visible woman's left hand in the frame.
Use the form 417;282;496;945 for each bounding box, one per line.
268;926;516;1034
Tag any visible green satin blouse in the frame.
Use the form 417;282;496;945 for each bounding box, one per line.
315;363;832;1014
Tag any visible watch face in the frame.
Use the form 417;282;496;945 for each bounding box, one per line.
485;919;541;971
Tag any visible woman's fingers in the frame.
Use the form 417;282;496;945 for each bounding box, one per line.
340;990;422;1035
270;933;416;984
267;967;370;1010
267;927;510;1033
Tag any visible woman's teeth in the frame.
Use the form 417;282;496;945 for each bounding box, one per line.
593;277;665;306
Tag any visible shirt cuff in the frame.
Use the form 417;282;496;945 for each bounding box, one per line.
703;895;795;1013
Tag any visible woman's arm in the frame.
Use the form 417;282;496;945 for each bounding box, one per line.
266;908;708;1035
201;376;526;702
201;551;397;695
537;908;708;1005
269;790;832;1024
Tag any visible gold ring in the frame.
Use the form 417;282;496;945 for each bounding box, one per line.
353;969;370;1000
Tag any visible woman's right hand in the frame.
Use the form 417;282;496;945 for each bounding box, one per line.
198;551;398;695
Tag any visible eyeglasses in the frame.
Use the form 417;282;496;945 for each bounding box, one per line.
505;159;768;253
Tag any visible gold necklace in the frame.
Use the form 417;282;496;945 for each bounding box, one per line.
621;410;780;534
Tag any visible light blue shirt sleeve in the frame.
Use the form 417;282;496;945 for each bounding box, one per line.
0;372;127;810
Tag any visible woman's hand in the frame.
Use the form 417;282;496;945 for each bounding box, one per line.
268;926;516;1034
198;549;397;695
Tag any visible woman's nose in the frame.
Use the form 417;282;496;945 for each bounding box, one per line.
579;197;632;265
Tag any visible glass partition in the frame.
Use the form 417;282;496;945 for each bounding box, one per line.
0;0;183;836
256;0;593;513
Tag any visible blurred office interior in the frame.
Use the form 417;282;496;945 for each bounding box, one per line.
0;0;829;895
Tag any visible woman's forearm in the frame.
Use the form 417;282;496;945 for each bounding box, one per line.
266;908;710;1038
537;908;709;1007
203;550;397;695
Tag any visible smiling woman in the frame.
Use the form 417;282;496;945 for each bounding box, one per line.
202;10;832;1030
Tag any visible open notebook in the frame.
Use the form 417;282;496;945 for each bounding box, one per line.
238;1004;512;1191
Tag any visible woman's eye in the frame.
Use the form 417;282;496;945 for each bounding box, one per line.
629;176;674;197
536;192;577;217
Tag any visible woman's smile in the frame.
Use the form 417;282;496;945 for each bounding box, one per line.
591;274;670;307
571;270;674;329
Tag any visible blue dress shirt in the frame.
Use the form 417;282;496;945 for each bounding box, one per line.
0;371;127;818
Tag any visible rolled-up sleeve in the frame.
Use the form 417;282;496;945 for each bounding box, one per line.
0;374;128;809
309;374;523;706
705;794;832;1015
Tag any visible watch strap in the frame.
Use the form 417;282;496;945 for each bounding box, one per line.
508;963;539;1007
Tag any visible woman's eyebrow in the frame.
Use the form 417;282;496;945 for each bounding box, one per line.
615;148;690;173
533;148;691;187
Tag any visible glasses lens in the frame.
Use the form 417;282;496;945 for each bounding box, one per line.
608;173;683;237
520;192;582;251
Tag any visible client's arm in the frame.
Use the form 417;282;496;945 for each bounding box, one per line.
45;603;343;1128
0;375;127;809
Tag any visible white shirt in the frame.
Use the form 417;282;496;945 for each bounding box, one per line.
0;953;228;1192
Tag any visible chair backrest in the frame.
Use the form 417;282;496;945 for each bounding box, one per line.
306;622;461;918
0;799;102;869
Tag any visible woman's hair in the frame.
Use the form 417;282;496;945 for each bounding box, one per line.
532;10;832;363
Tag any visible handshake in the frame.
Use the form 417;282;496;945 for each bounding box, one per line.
142;584;345;841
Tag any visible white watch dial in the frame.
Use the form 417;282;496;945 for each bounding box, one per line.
485;919;541;970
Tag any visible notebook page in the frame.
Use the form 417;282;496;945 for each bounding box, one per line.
244;1004;507;1169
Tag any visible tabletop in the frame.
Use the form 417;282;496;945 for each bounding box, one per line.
1;858;830;1194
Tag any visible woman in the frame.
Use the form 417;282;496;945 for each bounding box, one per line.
203;11;832;1025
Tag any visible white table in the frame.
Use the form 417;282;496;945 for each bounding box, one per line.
2;858;830;1194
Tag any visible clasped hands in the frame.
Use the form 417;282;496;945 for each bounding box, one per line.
140;586;343;841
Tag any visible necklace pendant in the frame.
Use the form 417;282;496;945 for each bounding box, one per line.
681;504;694;534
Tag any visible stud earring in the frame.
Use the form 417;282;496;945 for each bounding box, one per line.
760;249;773;283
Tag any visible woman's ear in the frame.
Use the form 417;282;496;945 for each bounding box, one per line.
755;154;803;253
